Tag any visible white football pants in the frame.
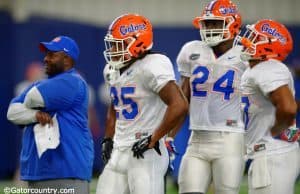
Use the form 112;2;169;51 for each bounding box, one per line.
96;139;168;194
248;148;300;194
178;130;245;194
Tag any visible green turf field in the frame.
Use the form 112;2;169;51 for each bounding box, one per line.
166;176;300;194
1;176;299;194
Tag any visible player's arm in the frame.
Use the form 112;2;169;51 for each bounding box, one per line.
149;80;189;148
167;38;191;139
101;102;116;164
104;103;116;138
180;76;191;103
163;77;190;169
167;76;190;138
269;85;297;136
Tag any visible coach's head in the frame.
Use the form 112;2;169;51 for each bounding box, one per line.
39;36;79;77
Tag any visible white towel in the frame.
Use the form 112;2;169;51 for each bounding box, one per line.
251;155;271;188
33;114;60;158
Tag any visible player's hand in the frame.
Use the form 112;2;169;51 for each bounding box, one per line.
277;126;300;142
35;111;53;126
101;137;113;164
165;137;178;171
132;135;161;159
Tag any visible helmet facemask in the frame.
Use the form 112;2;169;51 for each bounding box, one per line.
198;16;234;46
234;24;273;61
234;19;293;62
193;0;242;47
104;34;134;70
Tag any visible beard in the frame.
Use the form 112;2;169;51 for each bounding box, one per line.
45;62;65;77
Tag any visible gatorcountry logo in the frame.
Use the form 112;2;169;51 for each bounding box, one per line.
120;24;146;35
261;23;287;44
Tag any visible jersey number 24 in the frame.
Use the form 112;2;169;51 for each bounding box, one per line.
191;66;235;100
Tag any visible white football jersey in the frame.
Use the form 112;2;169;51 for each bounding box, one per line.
105;54;175;147
241;59;299;157
177;40;247;133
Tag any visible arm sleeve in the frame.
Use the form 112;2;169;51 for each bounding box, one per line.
144;55;176;93
7;103;38;125
256;62;291;96
176;43;192;78
24;86;45;108
36;76;83;111
7;83;40;125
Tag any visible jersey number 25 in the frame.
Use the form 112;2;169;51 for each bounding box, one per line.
110;86;138;120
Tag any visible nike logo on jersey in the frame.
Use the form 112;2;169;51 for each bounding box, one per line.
189;53;200;60
63;48;69;52
227;56;236;60
126;69;133;76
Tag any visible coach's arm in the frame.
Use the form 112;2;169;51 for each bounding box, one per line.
7;103;39;125
7;86;52;126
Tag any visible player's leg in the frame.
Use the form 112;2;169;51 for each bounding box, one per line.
178;154;211;194
271;148;300;194
248;148;300;194
178;139;212;194
96;148;130;194
128;139;168;194
212;132;245;194
96;167;129;194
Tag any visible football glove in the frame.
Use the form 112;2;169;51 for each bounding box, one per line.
277;125;300;142
165;137;178;171
132;135;161;159
101;137;113;164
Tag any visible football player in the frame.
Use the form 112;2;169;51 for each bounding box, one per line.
176;0;247;193
96;13;188;194
235;19;300;194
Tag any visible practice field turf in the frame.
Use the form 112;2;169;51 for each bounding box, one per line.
1;176;299;194
166;176;300;194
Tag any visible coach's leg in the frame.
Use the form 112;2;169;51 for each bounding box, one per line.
212;132;245;194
